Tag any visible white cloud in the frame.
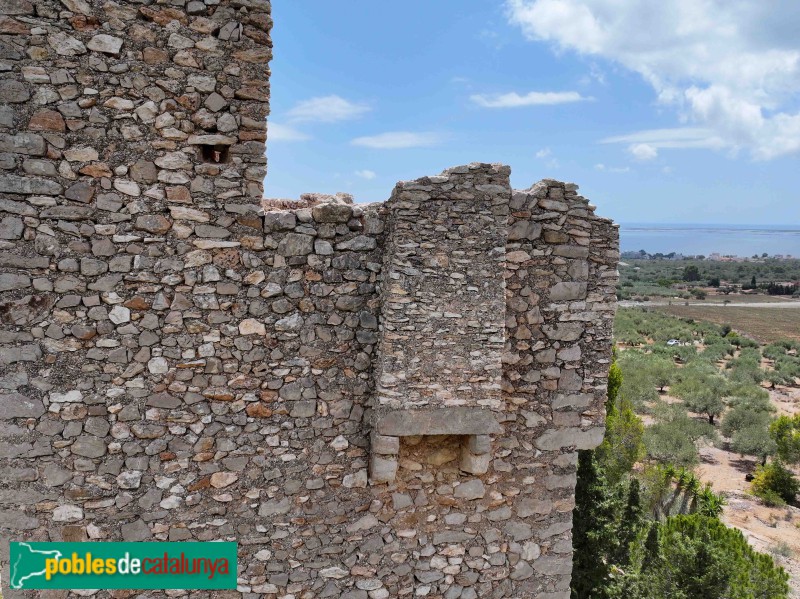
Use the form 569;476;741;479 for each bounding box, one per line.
535;147;559;168
628;143;658;161
471;90;588;108
268;122;310;142
595;163;630;173
505;0;800;159
287;95;370;123
354;169;377;180
601;127;727;158
351;132;443;149
602;128;721;147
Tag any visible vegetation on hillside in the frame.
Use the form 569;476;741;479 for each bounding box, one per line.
572;308;797;598
617;257;800;301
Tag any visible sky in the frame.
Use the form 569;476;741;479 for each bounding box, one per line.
264;0;800;226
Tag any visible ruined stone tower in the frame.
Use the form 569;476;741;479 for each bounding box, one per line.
0;1;619;597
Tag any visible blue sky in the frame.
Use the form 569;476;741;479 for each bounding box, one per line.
265;1;800;226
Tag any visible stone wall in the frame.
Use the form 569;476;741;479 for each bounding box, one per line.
0;1;619;598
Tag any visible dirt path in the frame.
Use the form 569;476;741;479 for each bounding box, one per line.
695;386;800;596
772;386;800;417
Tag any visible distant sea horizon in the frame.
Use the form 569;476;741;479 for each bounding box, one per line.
619;223;800;257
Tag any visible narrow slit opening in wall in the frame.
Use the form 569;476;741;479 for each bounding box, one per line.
200;144;231;164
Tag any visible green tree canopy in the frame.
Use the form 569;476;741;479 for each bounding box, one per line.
644;405;717;468
722;395;776;464
672;369;728;425
572;450;622;599
770;414;800;464
597;396;645;484
752;460;800;506
619;515;789;599
682;265;701;282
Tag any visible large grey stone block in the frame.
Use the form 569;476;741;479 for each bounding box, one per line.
376;408;503;437
369;454;398;483
0;393;45;419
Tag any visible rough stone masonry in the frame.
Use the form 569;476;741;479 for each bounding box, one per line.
0;0;619;597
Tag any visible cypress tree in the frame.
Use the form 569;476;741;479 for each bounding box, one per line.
572;450;621;599
640;522;660;574
613;479;645;566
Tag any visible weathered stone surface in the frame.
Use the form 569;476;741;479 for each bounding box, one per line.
71;435;107;458
63;147;98;162
146;392;180;409
535;427;605;451
550;282;587;301
210;472;239;488
510;561;534;580
459;448;491;474
370;433;400;455
0;174;62;196
53;504;83;522
508;220;542;240
187;134;235;146
41;206;94;221
0;216;23;240
312;203;353;223
0;510;38;530
259;498;290;516
0;273;30;291
65;181;95;203
135;215;172;234
533;556;572;576
542;323;584;341
42;464;72;487
0;393;45;418
0;132;46;155
0;79;29;103
454;479;485;500
87;34;123;54
48;31;87;56
376;408;503;436
130;160;157;182
369;454;398;483
239;318;266;335
29;109;65;132
263;211;296;231
277;233;314;256
121;519;152;541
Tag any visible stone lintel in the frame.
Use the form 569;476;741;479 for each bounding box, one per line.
376;407;503;437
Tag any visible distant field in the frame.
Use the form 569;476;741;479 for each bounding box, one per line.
658;304;800;343
697;294;799;304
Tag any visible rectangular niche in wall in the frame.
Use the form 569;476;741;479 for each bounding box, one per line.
369;407;503;484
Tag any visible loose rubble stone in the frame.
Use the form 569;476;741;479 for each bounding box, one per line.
53;505;83;522
0;80;30;103
135;215;172;234
277;233;314;256
71;436;106;458
86;34;123;55
210;472;238;488
0;393;44;418
454;479;485;500
48;32;86;56
121;519;152;542
0;174;62;195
